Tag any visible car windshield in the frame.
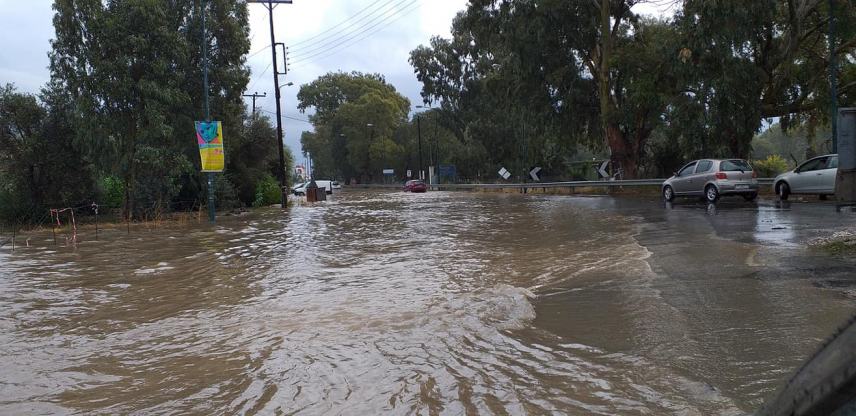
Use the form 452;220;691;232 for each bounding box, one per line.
720;159;752;172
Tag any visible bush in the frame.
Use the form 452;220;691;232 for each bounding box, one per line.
253;174;281;207
100;176;125;209
752;154;790;177
214;175;241;211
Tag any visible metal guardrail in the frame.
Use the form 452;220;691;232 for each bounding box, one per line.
439;178;775;190
349;178;776;190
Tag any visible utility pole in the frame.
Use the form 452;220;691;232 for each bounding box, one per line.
829;0;838;153
248;0;293;208
415;105;430;180
243;91;267;115
201;0;215;223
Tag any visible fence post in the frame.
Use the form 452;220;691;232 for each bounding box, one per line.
93;203;99;241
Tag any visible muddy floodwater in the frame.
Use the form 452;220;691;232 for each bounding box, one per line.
2;190;855;415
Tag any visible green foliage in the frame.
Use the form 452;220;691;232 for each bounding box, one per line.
752;155;790;178
214;175;241;211
132;145;193;216
49;0;250;219
0;83;97;222
252;174;280;207
405;0;856;179
227;114;291;205
100;176;125;209
297;72;410;182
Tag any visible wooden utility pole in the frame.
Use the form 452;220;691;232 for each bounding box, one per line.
243;91;267;115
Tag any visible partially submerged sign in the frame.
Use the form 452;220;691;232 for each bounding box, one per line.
196;121;224;172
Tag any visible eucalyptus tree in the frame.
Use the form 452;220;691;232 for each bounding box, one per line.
49;0;250;217
410;0;672;178
673;0;856;159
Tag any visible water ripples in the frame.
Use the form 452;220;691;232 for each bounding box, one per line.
2;191;853;414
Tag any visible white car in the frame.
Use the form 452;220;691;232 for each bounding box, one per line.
773;154;838;200
290;181;307;195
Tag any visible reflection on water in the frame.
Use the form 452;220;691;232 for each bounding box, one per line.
1;191;854;415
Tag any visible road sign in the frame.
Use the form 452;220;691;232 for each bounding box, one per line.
597;160;610;179
439;164;456;178
498;167;511;180
529;166;542;181
406;169;412;178
383;169;394;176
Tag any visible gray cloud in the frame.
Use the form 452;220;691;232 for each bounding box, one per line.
0;0;466;165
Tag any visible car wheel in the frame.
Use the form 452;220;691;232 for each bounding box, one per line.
743;193;758;202
776;182;790;201
663;186;675;202
705;185;719;203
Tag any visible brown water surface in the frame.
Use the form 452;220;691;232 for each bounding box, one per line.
1;190;855;415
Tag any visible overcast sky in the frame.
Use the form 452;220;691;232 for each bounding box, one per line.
0;1;666;168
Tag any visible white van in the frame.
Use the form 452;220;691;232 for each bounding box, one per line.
292;180;333;196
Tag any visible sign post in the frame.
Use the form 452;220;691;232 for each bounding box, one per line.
200;0;217;223
196;121;224;223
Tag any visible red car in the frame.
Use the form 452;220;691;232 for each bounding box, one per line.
403;179;428;193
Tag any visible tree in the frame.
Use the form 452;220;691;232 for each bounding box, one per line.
49;0;250;218
297;72;410;182
673;0;856;158
410;0;666;178
0;83;96;222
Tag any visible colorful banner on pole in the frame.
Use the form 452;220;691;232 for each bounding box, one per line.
195;121;224;172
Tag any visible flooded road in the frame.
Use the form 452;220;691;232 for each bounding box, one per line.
1;190;855;415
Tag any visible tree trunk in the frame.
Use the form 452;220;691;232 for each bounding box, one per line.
598;0;612;158
606;124;643;179
122;125;137;221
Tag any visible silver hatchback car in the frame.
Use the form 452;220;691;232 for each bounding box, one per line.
773;154;838;200
663;159;759;203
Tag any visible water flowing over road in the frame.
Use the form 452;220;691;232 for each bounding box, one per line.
1;190;855;415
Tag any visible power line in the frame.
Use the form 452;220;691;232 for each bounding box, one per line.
260;109;312;123
289;0;418;58
247;45;272;59
288;0;391;48
289;0;423;67
248;62;272;92
289;0;421;65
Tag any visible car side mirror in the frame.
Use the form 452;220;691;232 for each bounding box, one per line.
673;171;679;177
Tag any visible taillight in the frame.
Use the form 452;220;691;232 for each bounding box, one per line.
752;171;757;178
715;172;727;180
